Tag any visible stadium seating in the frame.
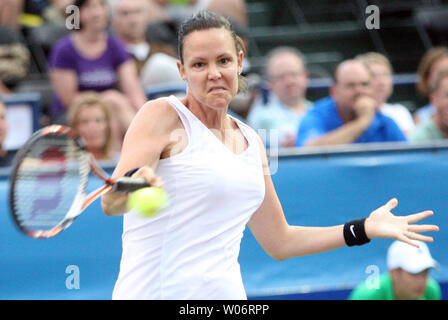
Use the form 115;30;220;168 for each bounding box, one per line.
414;5;448;49
244;0;448;110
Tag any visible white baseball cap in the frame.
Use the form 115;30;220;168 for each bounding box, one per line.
387;240;439;274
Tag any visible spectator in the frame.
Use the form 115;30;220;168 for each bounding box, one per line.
43;0;74;26
0;0;24;32
356;52;415;137
349;240;441;300
148;0;247;27
49;0;147;152
0;81;9;95
110;0;182;89
0;25;31;93
0;99;16;166
296;59;407;147
410;70;448;143
67;92;118;161
247;47;312;147
206;0;247;27
414;47;448;124
146;0;205;24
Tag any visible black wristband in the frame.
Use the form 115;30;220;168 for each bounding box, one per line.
124;168;140;177
343;218;371;247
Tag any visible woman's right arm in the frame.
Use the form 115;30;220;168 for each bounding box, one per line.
49;68;80;109
101;99;179;216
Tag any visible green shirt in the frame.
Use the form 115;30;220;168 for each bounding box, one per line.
348;273;441;300
410;118;446;143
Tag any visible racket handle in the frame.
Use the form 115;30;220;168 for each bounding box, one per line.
112;177;150;193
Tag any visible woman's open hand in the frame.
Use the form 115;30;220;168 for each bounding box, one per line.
365;198;439;247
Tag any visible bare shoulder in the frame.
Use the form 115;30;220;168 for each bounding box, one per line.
132;98;181;132
114;97;183;176
122;98;184;146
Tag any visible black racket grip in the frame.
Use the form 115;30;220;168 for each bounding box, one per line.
112;177;150;193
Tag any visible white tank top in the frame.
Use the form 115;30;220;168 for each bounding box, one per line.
112;95;266;300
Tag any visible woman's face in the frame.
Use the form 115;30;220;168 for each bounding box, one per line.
431;77;448;129
428;57;448;87
76;104;108;152
80;0;108;32
368;62;393;104
178;27;243;111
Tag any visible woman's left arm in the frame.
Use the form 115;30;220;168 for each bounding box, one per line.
247;138;439;261
117;60;148;110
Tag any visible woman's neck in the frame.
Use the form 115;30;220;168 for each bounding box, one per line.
76;29;106;43
182;96;232;131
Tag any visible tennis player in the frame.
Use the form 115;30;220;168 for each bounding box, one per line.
101;11;439;300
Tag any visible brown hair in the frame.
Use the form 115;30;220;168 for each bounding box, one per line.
417;47;448;97
428;69;448;94
67;92;113;159
177;10;247;92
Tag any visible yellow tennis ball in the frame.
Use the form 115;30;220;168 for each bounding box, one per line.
127;187;169;217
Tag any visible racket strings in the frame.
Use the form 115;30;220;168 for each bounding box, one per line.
12;134;89;233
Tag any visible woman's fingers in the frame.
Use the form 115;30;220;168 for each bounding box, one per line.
152;177;165;189
406;210;434;224
397;232;433;248
401;211;438;245
405;231;434;243
132;166;164;189
408;224;439;233
368;199;439;244
385;198;398;211
397;235;421;248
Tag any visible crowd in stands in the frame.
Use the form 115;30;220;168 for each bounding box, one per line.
1;0;448;168
247;46;312;148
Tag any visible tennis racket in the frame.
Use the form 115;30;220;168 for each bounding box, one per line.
9;124;149;239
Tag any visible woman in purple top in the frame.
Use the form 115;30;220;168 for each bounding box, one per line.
49;0;147;152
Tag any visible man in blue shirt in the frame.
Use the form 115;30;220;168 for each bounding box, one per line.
296;59;407;147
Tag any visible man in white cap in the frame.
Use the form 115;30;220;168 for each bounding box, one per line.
349;240;441;300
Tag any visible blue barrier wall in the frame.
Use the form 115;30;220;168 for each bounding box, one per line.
240;144;448;299
1;144;447;300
